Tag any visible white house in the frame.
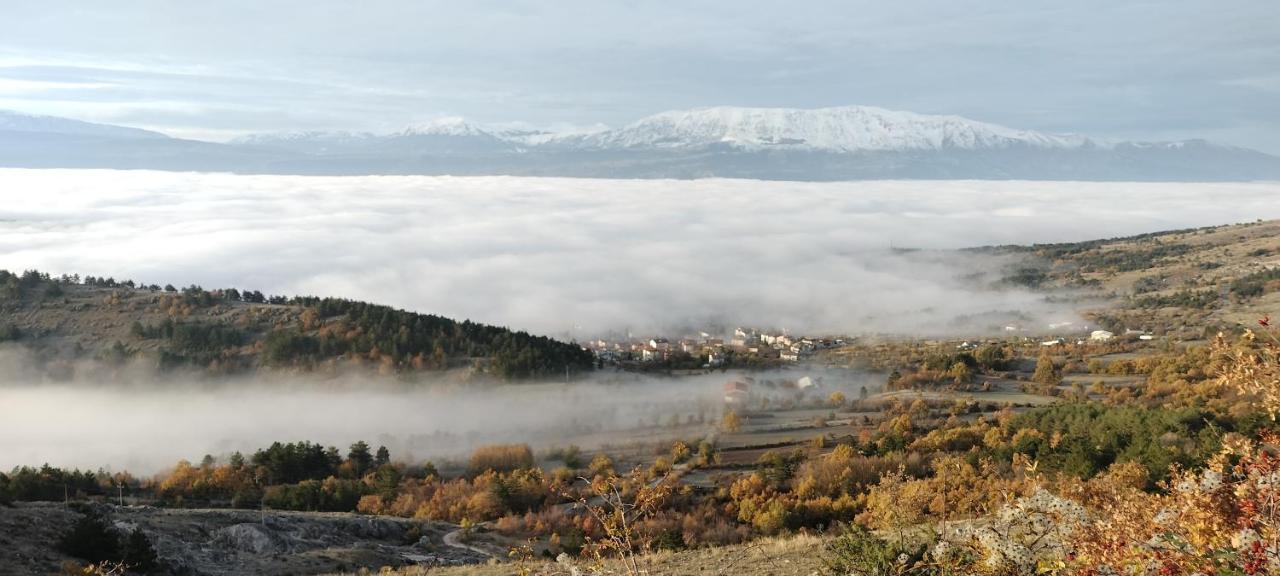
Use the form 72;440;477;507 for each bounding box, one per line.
1090;330;1115;342
642;347;665;362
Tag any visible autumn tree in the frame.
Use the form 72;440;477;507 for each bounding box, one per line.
721;410;743;433
1033;352;1060;386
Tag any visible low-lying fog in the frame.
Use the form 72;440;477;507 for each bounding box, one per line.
4;169;1280;472
4;169;1280;337
0;367;881;472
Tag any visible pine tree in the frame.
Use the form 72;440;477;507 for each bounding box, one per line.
121;528;159;573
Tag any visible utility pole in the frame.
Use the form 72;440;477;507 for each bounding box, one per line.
118;483;124;507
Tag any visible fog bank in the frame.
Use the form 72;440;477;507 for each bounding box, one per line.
3;170;1278;337
0;367;877;472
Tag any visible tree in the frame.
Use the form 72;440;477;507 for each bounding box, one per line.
829;391;847;407
670;441;691;464
121;529;159;573
859;385;869;401
721;410;743;433
58;511;120;563
348;441;373;476
1033;353;1061;386
975;344;1008;370
949;361;974;384
374;445;391;467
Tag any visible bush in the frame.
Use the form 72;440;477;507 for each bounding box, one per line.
58;511;120;564
121;529;159;573
822;523;925;576
468;444;535;475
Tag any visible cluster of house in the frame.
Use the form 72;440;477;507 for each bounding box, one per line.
1039;328;1154;347
583;327;847;366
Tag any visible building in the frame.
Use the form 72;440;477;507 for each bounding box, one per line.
642;347;665;362
724;380;749;403
1090;330;1115;342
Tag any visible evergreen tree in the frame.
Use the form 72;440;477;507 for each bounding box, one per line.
348;441;373;475
58;511;120;563
121;528;159;573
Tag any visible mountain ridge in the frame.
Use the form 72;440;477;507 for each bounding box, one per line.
3;105;1278;181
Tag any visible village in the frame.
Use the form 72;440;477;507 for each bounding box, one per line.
581;326;850;368
580;318;1161;371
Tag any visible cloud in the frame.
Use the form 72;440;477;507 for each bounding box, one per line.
1;2;1278;150
3;170;1280;472
0;362;884;472
3;170;1280;340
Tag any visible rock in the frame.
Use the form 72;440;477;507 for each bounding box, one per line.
212;523;283;554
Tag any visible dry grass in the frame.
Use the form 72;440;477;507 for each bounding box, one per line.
341;534;828;575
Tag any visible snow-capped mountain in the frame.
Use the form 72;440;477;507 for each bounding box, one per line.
232;130;377;154
235;117;518;155
0;110;166;140
553;106;1092;152
3;106;1278;181
399;117;490;137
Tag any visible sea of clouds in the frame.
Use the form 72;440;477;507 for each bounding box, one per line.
4;169;1280;338
4;170;1280;471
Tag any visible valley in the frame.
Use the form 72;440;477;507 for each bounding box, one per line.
3;218;1277;575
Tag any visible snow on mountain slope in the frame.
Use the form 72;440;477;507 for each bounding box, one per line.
399;117;491;137
558;106;1093;152
0;109;167;139
233;130;377;148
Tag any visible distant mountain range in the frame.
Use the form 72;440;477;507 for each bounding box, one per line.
3;106;1278;181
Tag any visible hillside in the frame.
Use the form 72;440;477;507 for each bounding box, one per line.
0;271;593;380
978;218;1280;337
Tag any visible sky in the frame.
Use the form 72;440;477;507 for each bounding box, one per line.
1;1;1278;152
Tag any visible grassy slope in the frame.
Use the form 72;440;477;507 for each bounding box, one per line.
986;219;1280;335
337;534;828;576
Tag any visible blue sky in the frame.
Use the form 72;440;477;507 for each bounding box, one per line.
2;1;1278;152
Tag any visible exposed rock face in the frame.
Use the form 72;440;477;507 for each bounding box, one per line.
0;502;487;575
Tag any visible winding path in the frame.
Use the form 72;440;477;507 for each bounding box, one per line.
442;525;494;558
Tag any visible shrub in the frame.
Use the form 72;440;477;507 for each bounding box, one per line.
58;511;120;564
468;444;534;475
